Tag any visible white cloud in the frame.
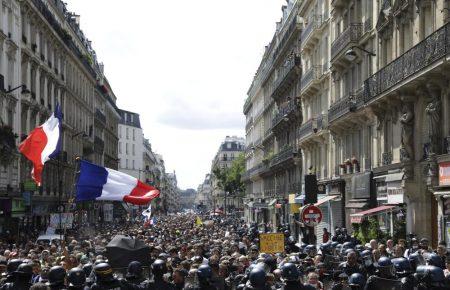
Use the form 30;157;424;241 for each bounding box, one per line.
67;0;285;189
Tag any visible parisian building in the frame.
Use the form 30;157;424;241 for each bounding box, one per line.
210;136;245;213
244;0;450;246
0;0;121;233
196;173;213;211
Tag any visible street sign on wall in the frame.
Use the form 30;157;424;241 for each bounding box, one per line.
259;233;284;253
301;204;323;226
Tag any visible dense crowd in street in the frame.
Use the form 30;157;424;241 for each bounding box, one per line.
0;214;448;289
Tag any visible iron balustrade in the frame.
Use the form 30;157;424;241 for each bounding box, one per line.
300;66;321;92
328;89;364;123
95;109;106;123
272;99;298;128
299;118;313;140
364;21;450;103
331;23;362;59
270;146;296;167
272;55;300;98
301;15;322;46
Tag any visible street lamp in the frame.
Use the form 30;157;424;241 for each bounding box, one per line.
345;46;376;62
6;84;31;95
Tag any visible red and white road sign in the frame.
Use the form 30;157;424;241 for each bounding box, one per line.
301;204;323;226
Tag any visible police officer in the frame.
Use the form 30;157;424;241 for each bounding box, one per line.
280;263;315;290
148;259;173;290
67;268;87;290
414;265;447;290
125;261;149;287
0;259;22;286
244;267;267;290
0;262;33;290
83;263;94;288
392;257;415;289
196;265;217;290
348;273;366;290
48;266;67;290
338;251;366;277
364;257;398;290
360;250;375;276
90;262;123;290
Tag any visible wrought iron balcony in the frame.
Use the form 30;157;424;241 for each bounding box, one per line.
300;66;321;94
245;163;268;179
364;21;450;104
270;145;298;167
301;15;322;50
272;54;300;99
298;118;313;141
331;23;362;60
95;109;106;124
272;13;301;63
382;152;393;166
328;90;364;123
272;99;299;129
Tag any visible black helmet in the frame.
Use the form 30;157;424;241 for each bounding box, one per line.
126;261;143;279
48;266;66;286
408;252;425;271
197;265;212;280
415;265;445;285
348;273;366;287
151;259;167;277
392;257;412;276
82;263;93;277
6;259;22;274
377;257;395;277
425;253;444;268
281;263;299;282
305;245;316;256
93;263;114;282
319;243;331;254
15;263;33;280
249;267;266;288
67;267;86;287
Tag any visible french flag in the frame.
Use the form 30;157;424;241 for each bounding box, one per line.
19;105;62;185
75;160;160;205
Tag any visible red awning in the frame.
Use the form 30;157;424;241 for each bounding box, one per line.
314;195;339;206
350;205;396;217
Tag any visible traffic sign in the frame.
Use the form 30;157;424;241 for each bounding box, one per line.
301;204;323;226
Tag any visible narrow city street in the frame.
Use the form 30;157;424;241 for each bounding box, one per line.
0;0;450;289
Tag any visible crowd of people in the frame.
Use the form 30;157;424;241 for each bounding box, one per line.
0;213;448;289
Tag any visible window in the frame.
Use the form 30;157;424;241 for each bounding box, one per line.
133;129;135;141
126;143;129;154
132;160;135;169
132;144;135;156
227;142;231;149
130;114;134;122
119;142;122;154
126;159;128;169
126;128;129;140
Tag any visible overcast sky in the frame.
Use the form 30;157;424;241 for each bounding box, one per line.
68;0;285;189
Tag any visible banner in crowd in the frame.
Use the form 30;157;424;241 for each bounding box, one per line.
49;213;74;229
259;233;284;253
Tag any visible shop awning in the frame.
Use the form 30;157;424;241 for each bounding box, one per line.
268;199;277;206
314;195;338;206
385;173;404;182
350;205;396;217
346;200;369;209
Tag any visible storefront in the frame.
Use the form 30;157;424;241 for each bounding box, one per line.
434;160;450;248
314;194;338;243
345;172;374;230
325;179;345;234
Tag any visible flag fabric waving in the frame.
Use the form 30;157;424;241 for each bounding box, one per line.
142;204;152;220
19;104;62;185
75;160;160;205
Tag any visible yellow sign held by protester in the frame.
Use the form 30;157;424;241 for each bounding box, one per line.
259;233;285;253
195;216;203;226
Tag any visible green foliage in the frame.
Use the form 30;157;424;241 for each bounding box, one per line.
352;217;389;244
212;153;245;195
262;151;274;164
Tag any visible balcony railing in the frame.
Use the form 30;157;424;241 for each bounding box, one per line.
272;99;298;128
299;119;313;140
301;15;322;45
331;23;362;60
270;145;297;167
245;163;268;179
328;90;364;123
272;12;301;63
95;109;106;123
272;54;300;98
300;66;321;93
365;21;450;103
245;116;254;131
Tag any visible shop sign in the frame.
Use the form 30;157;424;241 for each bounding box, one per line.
350;216;363;224
259;233;284;253
301;204;323;226
351;172;372;199
387;187;404;204
439;162;450;186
